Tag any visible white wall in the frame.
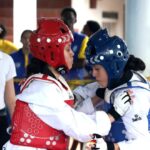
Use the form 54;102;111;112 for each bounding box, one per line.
13;0;37;47
72;0;124;38
125;0;150;76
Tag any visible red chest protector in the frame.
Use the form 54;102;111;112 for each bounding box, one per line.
10;74;74;150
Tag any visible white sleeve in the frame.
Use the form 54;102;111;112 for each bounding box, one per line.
30;104;111;142
73;82;100;114
118;137;150;150
73;82;99;99
75;97;95;114
5;54;16;80
21;81;111;142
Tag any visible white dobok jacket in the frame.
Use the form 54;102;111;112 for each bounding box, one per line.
3;73;111;150
73;72;150;150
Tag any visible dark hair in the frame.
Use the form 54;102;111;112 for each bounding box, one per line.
125;55;146;71
27;58;56;78
21;30;32;39
61;7;77;18
86;20;101;33
0;24;7;39
110;55;146;90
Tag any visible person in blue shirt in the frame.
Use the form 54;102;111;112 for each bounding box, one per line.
82;20;101;37
82;20;102;79
61;7;89;80
11;30;33;94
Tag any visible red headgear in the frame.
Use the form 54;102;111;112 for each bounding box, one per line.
30;18;73;73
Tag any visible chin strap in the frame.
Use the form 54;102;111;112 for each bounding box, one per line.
56;65;67;75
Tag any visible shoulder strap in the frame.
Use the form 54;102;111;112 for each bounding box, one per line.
110;73;150;103
20;74;61;93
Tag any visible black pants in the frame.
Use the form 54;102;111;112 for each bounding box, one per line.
0;116;10;149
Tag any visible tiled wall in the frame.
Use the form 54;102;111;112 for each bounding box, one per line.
37;0;71;18
0;0;71;42
0;0;13;41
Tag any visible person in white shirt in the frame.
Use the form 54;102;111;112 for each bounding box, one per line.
3;18;131;150
0;50;16;149
74;29;150;150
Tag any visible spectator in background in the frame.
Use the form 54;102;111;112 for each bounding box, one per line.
82;20;101;37
0;50;16;149
11;30;33;94
82;20;101;79
61;7;89;80
0;24;18;54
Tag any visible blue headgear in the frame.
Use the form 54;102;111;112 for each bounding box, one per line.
86;29;129;89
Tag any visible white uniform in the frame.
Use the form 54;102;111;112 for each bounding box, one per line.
0;51;16;109
74;72;150;150
3;73;111;150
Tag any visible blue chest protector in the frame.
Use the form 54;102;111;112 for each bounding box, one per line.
103;75;150;142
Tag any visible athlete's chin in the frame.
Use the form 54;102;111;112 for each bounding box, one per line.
68;63;73;70
97;81;107;88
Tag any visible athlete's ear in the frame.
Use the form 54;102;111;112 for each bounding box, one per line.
74;18;77;23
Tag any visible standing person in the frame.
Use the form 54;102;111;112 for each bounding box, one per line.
0;50;16;149
3;18;131;150
11;30;33;94
82;20;101;37
61;7;89;80
75;29;150;150
82;20;101;79
0;24;18;54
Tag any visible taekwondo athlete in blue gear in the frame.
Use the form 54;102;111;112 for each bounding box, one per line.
11;30;32;94
74;29;150;150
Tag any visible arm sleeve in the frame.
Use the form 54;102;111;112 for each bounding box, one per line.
73;82;99;99
73;82;100;114
78;36;89;59
3;40;18;54
23;81;111;142
118;137;150;150
75;97;96;114
6;54;16;80
30;104;111;142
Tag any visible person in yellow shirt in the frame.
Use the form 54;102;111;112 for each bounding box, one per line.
0;24;18;54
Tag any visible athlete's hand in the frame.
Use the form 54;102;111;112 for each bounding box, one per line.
85;134;107;150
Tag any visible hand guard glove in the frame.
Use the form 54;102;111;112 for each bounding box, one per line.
108;91;132;120
113;91;132;116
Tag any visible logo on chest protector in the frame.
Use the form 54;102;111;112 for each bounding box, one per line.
132;114;142;122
